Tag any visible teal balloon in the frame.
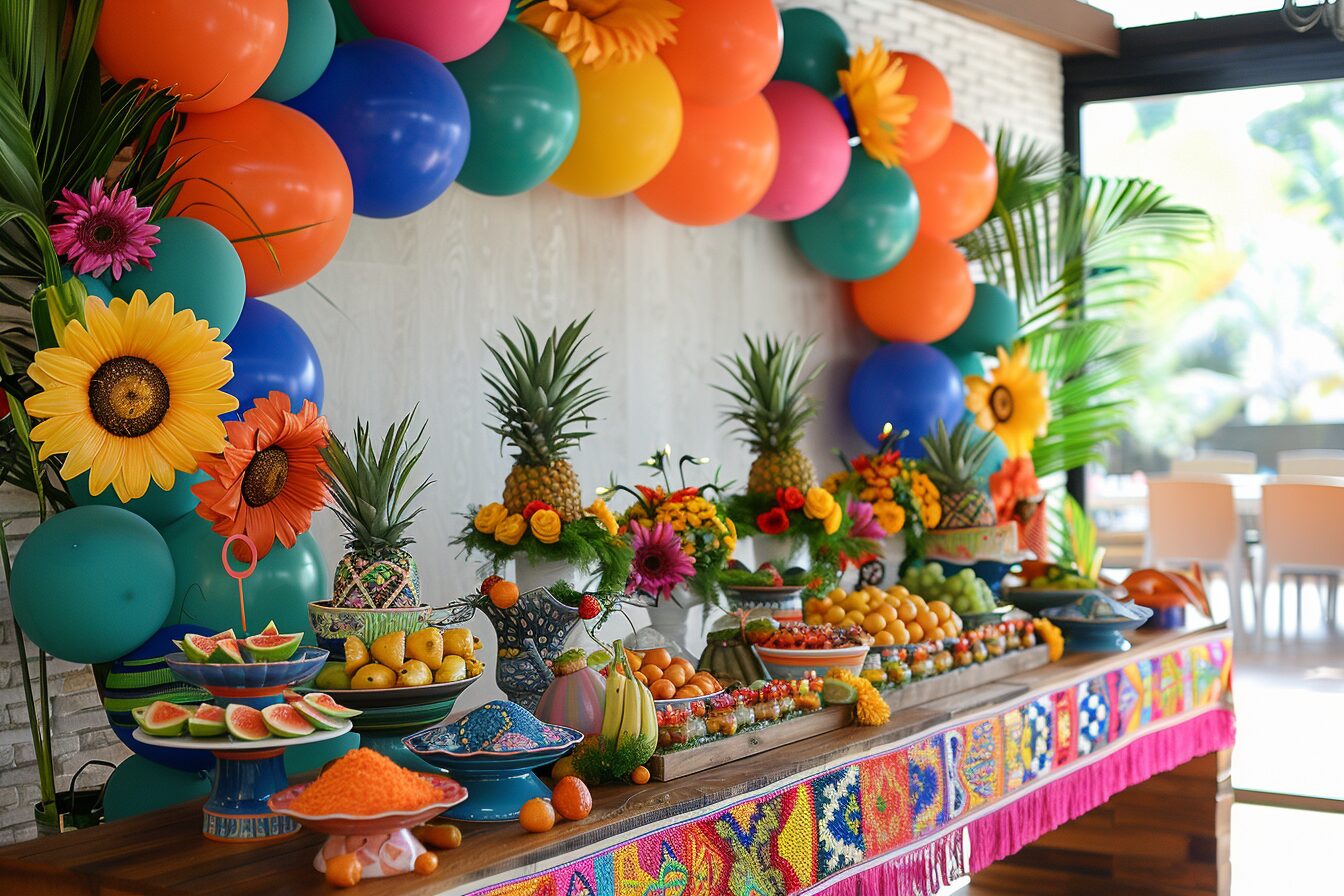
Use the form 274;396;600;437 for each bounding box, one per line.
448;21;579;196
162;512;325;640
103;756;211;821
791;148;920;280
285;731;359;776
775;8;850;96
68;469;208;530
328;0;372;42
937;345;986;381
940;283;1018;355
259;0;337;101
114;218;246;338
10;507;175;663
59;267;112;302
965;411;1010;478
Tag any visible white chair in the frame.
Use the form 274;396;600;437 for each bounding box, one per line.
1170;450;1258;475
1258;477;1344;633
1277;449;1344;477
1145;475;1252;629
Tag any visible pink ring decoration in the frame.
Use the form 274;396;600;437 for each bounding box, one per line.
222;534;258;634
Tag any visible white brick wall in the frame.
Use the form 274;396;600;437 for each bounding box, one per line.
0;0;1061;843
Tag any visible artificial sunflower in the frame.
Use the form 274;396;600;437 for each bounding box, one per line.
965;344;1051;459
837;40;918;168
518;0;680;69
25;290;236;501
193;392;330;560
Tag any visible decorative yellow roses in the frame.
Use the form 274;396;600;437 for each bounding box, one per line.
494;513;527;546
529;509;562;544
803;486;836;521
587;498;619;536
474;502;509;534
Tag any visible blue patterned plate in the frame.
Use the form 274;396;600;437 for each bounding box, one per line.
166;647;329;693
403;700;583;759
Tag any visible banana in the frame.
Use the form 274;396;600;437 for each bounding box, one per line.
619;661;642;743
637;676;656;747
601;647;627;744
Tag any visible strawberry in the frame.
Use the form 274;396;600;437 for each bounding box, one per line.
578;594;602;620
757;562;783;587
480;575;503;595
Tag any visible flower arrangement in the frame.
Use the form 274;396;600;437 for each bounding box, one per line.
460;498;633;594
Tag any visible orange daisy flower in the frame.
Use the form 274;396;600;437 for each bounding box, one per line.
193;391;330;560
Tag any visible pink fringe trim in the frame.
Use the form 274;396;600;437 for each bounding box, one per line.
811;708;1236;896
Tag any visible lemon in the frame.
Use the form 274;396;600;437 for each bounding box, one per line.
397;659;433;687
370;631;406;669
350;663;396;689
824;606;847;624
862;612;887;634
435;655;467;683
406;627;445;671
343;636;369;678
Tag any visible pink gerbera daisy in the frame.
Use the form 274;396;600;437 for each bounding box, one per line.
847;500;887;540
48;179;159;280
627;521;695;600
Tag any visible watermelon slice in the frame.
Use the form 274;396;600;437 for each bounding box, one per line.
290;698;342;731
211;628;237;641
224;704;269;741
207;638;245;664
182;632;220;663
262;703;315;738
302;692;361;720
282;689;304;704
188;704;227;737
258;620;280;636
242;631;302;662
134;700;192;737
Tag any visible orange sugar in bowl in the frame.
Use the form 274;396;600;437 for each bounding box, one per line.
291;748;439;816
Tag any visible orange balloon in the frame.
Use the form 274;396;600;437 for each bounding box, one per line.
635;95;779;227
95;0;287;113
658;0;782;106
851;233;973;343
167;100;353;297
892;53;953;164
905;123;998;241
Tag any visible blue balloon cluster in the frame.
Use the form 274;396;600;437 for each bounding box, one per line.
848;342;967;459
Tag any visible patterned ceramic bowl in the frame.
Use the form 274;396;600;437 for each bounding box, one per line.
308;601;435;657
753;644;869;680
165;647;329;696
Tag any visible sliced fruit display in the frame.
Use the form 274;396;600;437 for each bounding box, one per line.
224;703;269;741
181;632;221;662
188;704;227;737
211;628;238;641
290;699;342;731
261;703;315;738
206;638;245;664
258;620;280;636
821;679;858;706
134;700;192;737
242;631;302;662
302;692;361;720
282;689;304;704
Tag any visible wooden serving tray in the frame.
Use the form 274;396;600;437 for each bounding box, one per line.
648;644;1049;781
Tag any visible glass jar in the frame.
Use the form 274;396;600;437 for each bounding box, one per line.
971;639;989;663
933;649;954;674
707;697;739;737
909;648;934;679
658;709;689;749
884;659;911;686
733;689;756;728
753;687;780;723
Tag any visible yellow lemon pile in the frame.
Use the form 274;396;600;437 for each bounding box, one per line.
805;585;963;647
343;628;484;690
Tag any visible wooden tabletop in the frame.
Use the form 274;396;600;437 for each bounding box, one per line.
0;625;1226;896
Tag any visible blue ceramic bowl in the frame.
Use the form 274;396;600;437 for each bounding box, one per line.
166;647;329;694
1041;606;1153;653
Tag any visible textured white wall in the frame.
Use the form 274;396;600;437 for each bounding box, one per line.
0;0;1062;841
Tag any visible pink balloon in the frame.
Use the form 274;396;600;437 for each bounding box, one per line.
350;0;508;62
751;81;851;221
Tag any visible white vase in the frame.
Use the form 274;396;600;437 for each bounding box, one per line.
644;585;710;660
512;557;583;594
747;536;811;570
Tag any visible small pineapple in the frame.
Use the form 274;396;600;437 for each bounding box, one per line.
716;334;821;494
484;316;607;521
321;411;432;609
919;419;997;529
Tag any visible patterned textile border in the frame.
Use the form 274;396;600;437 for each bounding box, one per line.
463;633;1233;896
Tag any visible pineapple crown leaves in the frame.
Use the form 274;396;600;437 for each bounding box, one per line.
714;333;823;453
320;409;433;553
918;418;997;491
482;314;608;465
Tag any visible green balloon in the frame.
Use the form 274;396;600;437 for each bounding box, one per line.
327;0;372;42
114;218;246;338
775;8;850;96
791;148;920;280
937;345;986;381
162;512;326;640
448;22;579;196
258;0;336;102
285;731;360;776
67;469;208;530
103;756;211;821
10;507;175;663
941;283;1018;355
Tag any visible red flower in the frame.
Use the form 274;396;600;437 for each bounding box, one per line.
578;594;602;620
668;487;699;503
878;450;901;465
851;455;871;473
635;485;665;504
522;500;553;520
776;487;805;511
757;507;790;535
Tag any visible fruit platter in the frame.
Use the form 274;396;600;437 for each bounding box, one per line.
899;562;1003;623
616;645;724;707
718;562;808;621
803;579;969;651
1002;561;1128;613
747;621;873;679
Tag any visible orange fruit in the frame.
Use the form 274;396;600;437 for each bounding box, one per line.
874;630;895;646
669;656;694;671
650;679;676;700
824;605;847;624
325;852;363;888
878;603;899;623
896;599;917;622
662;665;687;688
862;612;886;634
928;600;952;623
414;851;439;875
624;648;643;669
889;620;910;645
552;776;593;821
642;664;663;683
631;765;650;785
633;671;649;686
489;580;520;609
414;822;462;849
917;609;939;632
906;622;924;642
519;797;556;833
642;647;671;670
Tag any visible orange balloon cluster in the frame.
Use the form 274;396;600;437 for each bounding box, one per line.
851;232;974;343
658;0;782;106
906;123;998;242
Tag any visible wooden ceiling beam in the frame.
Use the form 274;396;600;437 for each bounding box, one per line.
916;0;1120;57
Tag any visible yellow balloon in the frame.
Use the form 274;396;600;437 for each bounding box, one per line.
549;55;683;198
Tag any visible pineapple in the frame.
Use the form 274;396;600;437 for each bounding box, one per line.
716;334;821;494
321;411;432;609
919;419;997;529
484;316;607;521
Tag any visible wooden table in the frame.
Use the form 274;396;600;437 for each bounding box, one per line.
0;625;1234;896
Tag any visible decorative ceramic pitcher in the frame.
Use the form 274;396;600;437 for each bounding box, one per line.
476;588;582;712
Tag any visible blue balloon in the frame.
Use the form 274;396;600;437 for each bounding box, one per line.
114;218;246;338
103;755;212;821
848;342;966;459
68;469;209;530
289;39;471;218
225;298;324;412
96;624;215;772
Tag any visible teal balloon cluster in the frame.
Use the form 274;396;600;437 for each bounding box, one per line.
774;8;849;96
936;283;1018;355
114;218;246;338
67;469;209;530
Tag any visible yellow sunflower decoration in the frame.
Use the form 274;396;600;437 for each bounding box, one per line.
837;40;918;168
24;290;237;501
518;0;681;70
965;344;1051;459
